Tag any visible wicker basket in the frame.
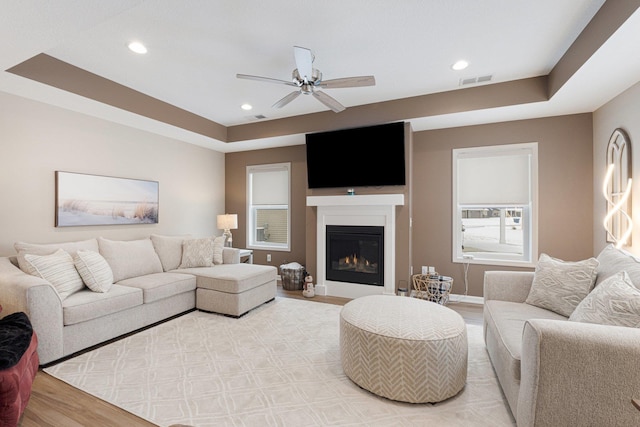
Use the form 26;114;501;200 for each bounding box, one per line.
280;262;305;291
412;273;453;305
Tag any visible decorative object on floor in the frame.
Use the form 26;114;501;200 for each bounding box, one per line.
302;274;315;297
279;261;305;291
55;171;159;227
340;295;467;403
412;272;453;305
44;298;514;426
216;213;238;247
603;128;632;248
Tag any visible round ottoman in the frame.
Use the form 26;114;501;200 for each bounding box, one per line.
340;295;467;403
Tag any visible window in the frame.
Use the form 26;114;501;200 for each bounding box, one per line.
452;143;538;267
247;163;290;251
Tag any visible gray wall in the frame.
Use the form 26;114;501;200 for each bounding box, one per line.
0;91;225;256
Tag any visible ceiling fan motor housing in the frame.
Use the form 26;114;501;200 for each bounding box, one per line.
292;68;322;86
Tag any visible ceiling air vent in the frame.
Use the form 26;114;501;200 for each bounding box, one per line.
245;114;267;121
459;75;493;86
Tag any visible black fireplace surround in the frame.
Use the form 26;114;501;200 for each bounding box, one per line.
326;225;384;286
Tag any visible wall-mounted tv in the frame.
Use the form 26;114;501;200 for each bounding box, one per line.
305;121;406;189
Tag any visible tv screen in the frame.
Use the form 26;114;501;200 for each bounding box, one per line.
305;122;406;189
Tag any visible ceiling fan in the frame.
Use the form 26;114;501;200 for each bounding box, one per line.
237;46;375;113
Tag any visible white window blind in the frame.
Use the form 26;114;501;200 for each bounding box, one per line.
251;167;288;205
457;149;531;205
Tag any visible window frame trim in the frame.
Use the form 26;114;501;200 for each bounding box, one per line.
246;162;291;251
451;143;538;268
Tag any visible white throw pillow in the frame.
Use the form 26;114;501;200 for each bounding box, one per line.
525;253;599;317
15;238;99;274
180;237;214;268
213;235;226;265
73;250;114;293
569;271;640;328
22;249;85;300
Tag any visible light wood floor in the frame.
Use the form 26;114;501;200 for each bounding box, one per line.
19;287;483;426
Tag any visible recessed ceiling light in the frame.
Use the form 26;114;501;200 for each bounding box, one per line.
241;103;253;111
451;60;469;71
128;41;147;54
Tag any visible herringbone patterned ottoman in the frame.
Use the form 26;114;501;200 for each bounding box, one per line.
340;295;467;403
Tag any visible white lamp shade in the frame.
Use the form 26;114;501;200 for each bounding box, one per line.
217;214;238;230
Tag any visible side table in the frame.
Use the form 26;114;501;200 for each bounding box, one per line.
238;249;253;264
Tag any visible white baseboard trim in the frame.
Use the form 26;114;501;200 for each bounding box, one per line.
449;293;484;305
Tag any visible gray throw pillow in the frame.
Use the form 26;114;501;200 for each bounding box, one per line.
569;271;640;328
525;253;599;317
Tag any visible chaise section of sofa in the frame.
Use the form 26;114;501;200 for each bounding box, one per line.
483;245;640;427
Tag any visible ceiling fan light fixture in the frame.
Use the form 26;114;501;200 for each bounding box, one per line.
452;60;469;71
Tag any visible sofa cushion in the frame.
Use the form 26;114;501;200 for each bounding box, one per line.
62;285;143;326
484;300;567;381
98;237;163;282
570;271;640;328
21;249;85;300
150;234;191;272
117;272;196;303
14;238;99;273
525;253;599;317
73;250;113;293
595;244;640;288
178;264;276;293
180;237;215;268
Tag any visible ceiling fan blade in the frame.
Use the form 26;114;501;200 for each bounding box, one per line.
312;90;346;113
317;76;376;89
293;46;313;82
272;90;301;108
236;73;297;87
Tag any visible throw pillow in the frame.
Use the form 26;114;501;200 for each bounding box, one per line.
594;244;640;288
180;237;214;268
525;253;599;317
569;271;640;328
213;235;226;265
73;250;114;293
97;237;163;282
150;234;192;271
21;249;85;300
15;238;99;274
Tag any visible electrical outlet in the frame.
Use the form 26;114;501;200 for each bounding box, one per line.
267;254;271;262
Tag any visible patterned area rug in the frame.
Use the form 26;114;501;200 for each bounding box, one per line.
44;297;515;426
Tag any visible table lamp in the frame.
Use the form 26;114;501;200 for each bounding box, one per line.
217;214;238;247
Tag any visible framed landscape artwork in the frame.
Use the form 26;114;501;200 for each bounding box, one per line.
55;171;159;227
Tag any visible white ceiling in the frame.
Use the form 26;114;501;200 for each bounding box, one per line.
2;0;640;152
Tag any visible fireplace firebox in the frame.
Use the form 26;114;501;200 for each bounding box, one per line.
326;225;384;286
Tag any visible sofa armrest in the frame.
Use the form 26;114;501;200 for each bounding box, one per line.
518;319;640;427
222;247;240;264
483;270;534;303
0;257;64;365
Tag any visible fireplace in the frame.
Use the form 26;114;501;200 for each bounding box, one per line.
307;194;404;298
326;225;384;286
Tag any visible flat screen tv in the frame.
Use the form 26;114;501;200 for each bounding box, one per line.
305;121;406;189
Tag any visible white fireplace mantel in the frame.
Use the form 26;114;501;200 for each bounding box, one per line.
307;194;405;298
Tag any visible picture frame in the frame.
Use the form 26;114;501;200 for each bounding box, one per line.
55;171;159;227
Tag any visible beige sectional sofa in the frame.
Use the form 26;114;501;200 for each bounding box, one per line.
484;245;640;427
0;235;277;366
